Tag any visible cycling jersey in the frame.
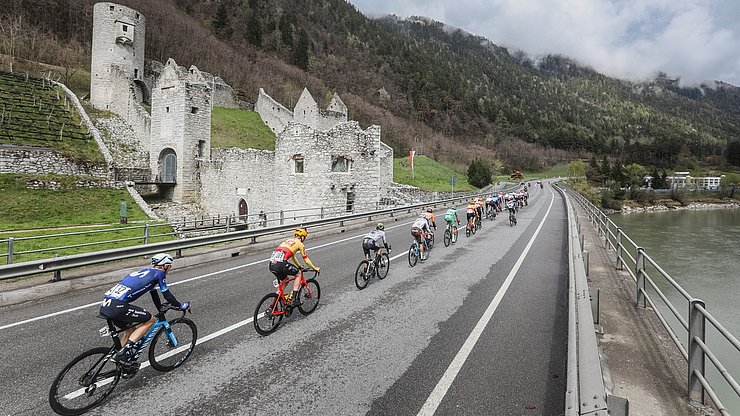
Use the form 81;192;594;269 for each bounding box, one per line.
270;238;317;270
412;218;429;231
466;203;477;214
363;229;387;245
424;212;436;228
104;268;170;303
444;208;457;224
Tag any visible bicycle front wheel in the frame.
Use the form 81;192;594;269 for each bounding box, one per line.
49;347;120;416
443;229;451;247
354;260;370;290
427;233;435;249
148;318;198;372
254;293;284;336
377;253;390;280
408;244;418;267
298;278;321;315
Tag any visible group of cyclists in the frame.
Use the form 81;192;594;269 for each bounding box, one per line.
98;185;537;372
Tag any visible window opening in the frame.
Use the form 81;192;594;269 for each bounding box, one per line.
346;192;355;212
293;155;304;173
191;107;198;114
331;156;351;172
198;140;206;158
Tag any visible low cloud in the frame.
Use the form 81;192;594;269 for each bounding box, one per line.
351;0;740;86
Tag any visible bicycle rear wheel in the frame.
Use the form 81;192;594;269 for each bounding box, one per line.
377;253;390;280
408;244;418;267
254;293;284;336
298;278;321;315
49;347;121;416
465;225;471;238
354;260;370;290
443;229;451;247
148;318;198;372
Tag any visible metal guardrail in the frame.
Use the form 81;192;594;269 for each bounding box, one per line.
568;188;739;415
0;185;519;281
558;185;616;416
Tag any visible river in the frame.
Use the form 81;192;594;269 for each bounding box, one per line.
610;207;740;413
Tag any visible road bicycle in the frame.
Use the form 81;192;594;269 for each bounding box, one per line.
354;248;391;290
408;237;430;267
465;218;477;237
486;206;496;221
443;222;459;247
253;269;320;336
509;210;517;227
49;304;197;415
475;214;483;230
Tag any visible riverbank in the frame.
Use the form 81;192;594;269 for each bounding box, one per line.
615;199;740;214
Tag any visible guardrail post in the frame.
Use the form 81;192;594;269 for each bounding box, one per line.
280;210;284;225
320;207;324;219
616;228;623;270
144;224;150;244
226;216;231;233
50;254;61;282
603;214;609;248
175;249;182;259
580;233;584;251
583;251;589;276
7;237;14;264
636;247;646;308
688;298;706;404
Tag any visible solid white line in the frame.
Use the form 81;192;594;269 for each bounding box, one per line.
1;220;415;331
417;188;555;416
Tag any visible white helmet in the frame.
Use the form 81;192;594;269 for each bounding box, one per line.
151;253;174;267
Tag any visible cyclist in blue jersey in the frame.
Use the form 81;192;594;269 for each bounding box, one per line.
99;253;190;364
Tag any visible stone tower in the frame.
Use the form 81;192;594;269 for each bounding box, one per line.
149;59;211;203
90;2;145;109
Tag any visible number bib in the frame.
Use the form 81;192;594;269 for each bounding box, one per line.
270;251;286;262
105;283;131;300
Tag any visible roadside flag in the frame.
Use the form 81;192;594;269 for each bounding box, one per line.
410;150;416;179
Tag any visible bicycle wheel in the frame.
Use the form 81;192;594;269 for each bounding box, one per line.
354;260;370;290
377;253;390;280
49;347;121;416
443;229;451;247
298;278;321;315
148;318;198;372
408;244;418;267
427;233;434;250
471;222;477;234
254;293;284;336
465;225;471;238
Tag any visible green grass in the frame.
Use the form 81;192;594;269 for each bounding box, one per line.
0;174;175;264
211;107;276;150
394;155;476;191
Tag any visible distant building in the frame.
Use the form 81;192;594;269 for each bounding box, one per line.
666;172;722;190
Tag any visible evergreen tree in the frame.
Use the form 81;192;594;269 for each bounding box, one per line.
291;29;310;71
728;140;740;166
467;158;492;188
246;12;261;46
280;13;294;46
213;4;231;39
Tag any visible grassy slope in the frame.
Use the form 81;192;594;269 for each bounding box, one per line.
211;107;276;150
394;155;475;191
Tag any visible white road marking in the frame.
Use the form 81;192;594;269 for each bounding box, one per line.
417;187;555;416
1;220;415;331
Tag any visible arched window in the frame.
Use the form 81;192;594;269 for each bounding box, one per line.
158;148;177;183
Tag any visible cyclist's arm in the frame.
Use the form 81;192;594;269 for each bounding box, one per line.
298;246;318;270
157;274;182;308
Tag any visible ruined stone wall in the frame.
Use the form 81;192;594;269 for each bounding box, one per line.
255;88;293;134
0;146;108;177
199;148;276;216
105;67;151;147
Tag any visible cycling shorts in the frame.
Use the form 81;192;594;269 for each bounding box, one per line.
99;298;151;329
362;239;379;257
445;217;456;227
466;212;476;221
269;260;299;281
411;227;423;242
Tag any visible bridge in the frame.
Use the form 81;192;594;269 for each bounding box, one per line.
0;185;725;415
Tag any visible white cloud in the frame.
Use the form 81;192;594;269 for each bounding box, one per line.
350;0;740;86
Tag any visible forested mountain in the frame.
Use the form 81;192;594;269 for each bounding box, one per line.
2;0;739;171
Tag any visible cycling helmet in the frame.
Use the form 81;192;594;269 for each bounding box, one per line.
294;228;308;238
426;208;433;213
151;253;173;267
376;223;384;230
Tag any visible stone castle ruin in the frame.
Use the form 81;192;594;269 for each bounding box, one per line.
89;2;393;220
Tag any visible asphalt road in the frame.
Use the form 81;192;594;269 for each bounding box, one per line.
0;183;568;416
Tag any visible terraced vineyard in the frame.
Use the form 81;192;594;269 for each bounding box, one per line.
0;72;103;163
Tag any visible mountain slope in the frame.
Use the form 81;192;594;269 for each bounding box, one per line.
2;0;739;170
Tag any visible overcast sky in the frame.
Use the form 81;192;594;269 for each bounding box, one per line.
350;0;740;87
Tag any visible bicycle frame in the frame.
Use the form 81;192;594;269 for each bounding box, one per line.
271;271;316;316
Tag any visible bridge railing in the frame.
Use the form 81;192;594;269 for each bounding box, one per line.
568;188;739;415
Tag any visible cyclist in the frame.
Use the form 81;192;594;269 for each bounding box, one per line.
506;195;517;221
362;223;390;260
474;198;484;225
465;200;477;231
411;214;431;260
443;206;460;236
485;195;497;219
423;208;437;232
269;228;320;307
100;253;190;365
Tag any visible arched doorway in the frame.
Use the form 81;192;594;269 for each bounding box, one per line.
238;199;248;222
158;148;177;183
